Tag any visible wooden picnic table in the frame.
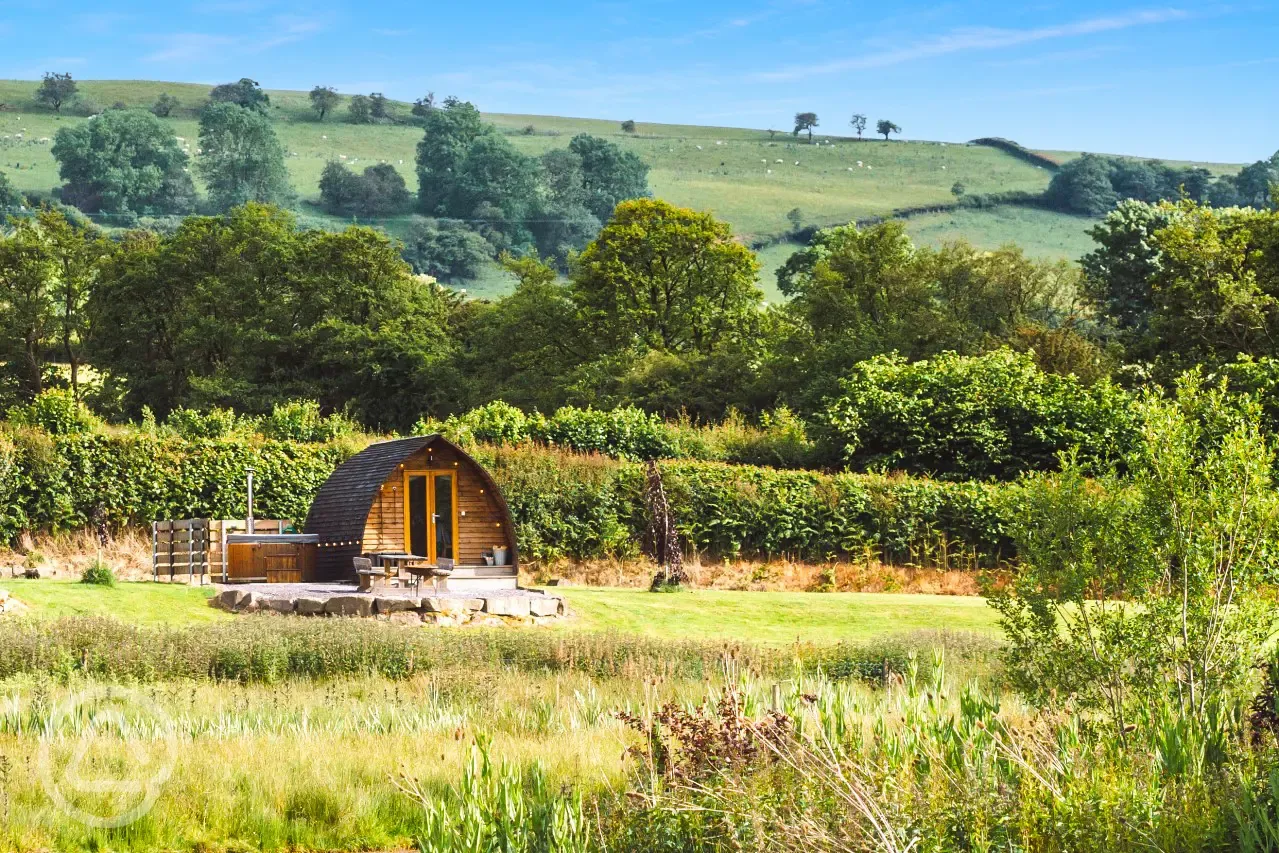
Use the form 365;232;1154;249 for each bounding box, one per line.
401;562;455;593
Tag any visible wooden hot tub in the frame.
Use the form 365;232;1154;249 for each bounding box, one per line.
225;534;318;583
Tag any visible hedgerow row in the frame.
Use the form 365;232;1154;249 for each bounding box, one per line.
0;422;1016;567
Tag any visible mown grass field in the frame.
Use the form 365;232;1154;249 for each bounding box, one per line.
0;578;998;642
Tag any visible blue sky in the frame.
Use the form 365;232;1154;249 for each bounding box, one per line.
1;0;1275;162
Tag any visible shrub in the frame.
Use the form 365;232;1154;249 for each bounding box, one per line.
6;390;101;436
80;560;116;586
164;407;255;439
818;349;1139;480
534;406;681;461
261;400;357;443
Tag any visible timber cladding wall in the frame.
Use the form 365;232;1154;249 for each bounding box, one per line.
363;442;510;564
305;435;518;580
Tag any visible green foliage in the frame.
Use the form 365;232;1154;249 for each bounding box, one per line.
1139;202;1279;377
876;118;901;140
85;203;458;429
0;208;112;403
0;169;23;211
51;108;196;215
416;99;538;247
399;217;495;281
6;389;101;435
197;103;294;212
79;560;116;586
1081;199;1183;335
207;78;270;113
572;198;762;356
150;92;180;118
774;221;1094;407
407;737;591;853
819;349;1137;480
566;134;651;222
992;375;1279;731
1046;153;1235;216
34;72;77;113
308;86;338;121
261;400;357;443
347;94;372;124
318;160;411;217
164;406;255;439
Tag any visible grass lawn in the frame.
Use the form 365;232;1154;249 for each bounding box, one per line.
0;578;998;643
557;587;999;645
904;205;1100;260
1;578;227;625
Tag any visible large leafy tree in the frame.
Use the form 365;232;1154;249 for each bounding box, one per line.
208;78;270;113
1139;201;1279;377
197;103;293;212
0;170;22;211
318;161;410;217
416;99;538;246
35;72;77;113
570;198;761;356
773;221;1093;406
309;86;339;121
400;217;495;282
566;134;650;221
86;203;458;428
1080;199;1183;338
0;208;110;402
793;112;818;142
51;108;196;215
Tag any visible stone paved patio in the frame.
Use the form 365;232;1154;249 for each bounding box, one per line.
209;582;566;623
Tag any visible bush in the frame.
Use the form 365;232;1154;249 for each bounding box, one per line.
80;560;116;586
6;390;101;436
817;349;1139;480
261;401;357;443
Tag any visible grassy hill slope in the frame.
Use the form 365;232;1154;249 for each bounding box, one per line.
0;80;1245;297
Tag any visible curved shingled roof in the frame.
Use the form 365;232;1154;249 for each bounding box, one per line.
303;435;519;581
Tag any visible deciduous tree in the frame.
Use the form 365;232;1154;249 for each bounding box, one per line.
793;112;818;142
570;198;761;356
35;73;78;113
197;103;293;211
51;108;196;215
876;119;901;140
849;113;867;140
309;86;339;121
208;78;269;113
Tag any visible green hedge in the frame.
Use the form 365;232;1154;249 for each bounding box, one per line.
0;422;1017;567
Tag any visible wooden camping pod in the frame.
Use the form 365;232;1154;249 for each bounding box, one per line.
303;435;519;581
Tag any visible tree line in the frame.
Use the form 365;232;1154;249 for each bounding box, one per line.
4;188;1278;459
3;77;653;281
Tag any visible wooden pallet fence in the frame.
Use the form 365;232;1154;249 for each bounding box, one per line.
152;519;290;584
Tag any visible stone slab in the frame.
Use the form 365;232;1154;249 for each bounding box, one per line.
325;596;372;617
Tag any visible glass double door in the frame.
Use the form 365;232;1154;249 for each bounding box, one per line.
405;471;456;562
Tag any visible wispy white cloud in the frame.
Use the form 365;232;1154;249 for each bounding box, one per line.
753;8;1190;81
143;13;328;62
143;32;236;62
192;0;273;13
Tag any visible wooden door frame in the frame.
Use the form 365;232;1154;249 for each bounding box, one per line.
402;470;460;562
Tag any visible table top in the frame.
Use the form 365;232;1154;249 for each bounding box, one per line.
372;553;424;561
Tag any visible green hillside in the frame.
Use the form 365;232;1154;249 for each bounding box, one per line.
0;79;1244;297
